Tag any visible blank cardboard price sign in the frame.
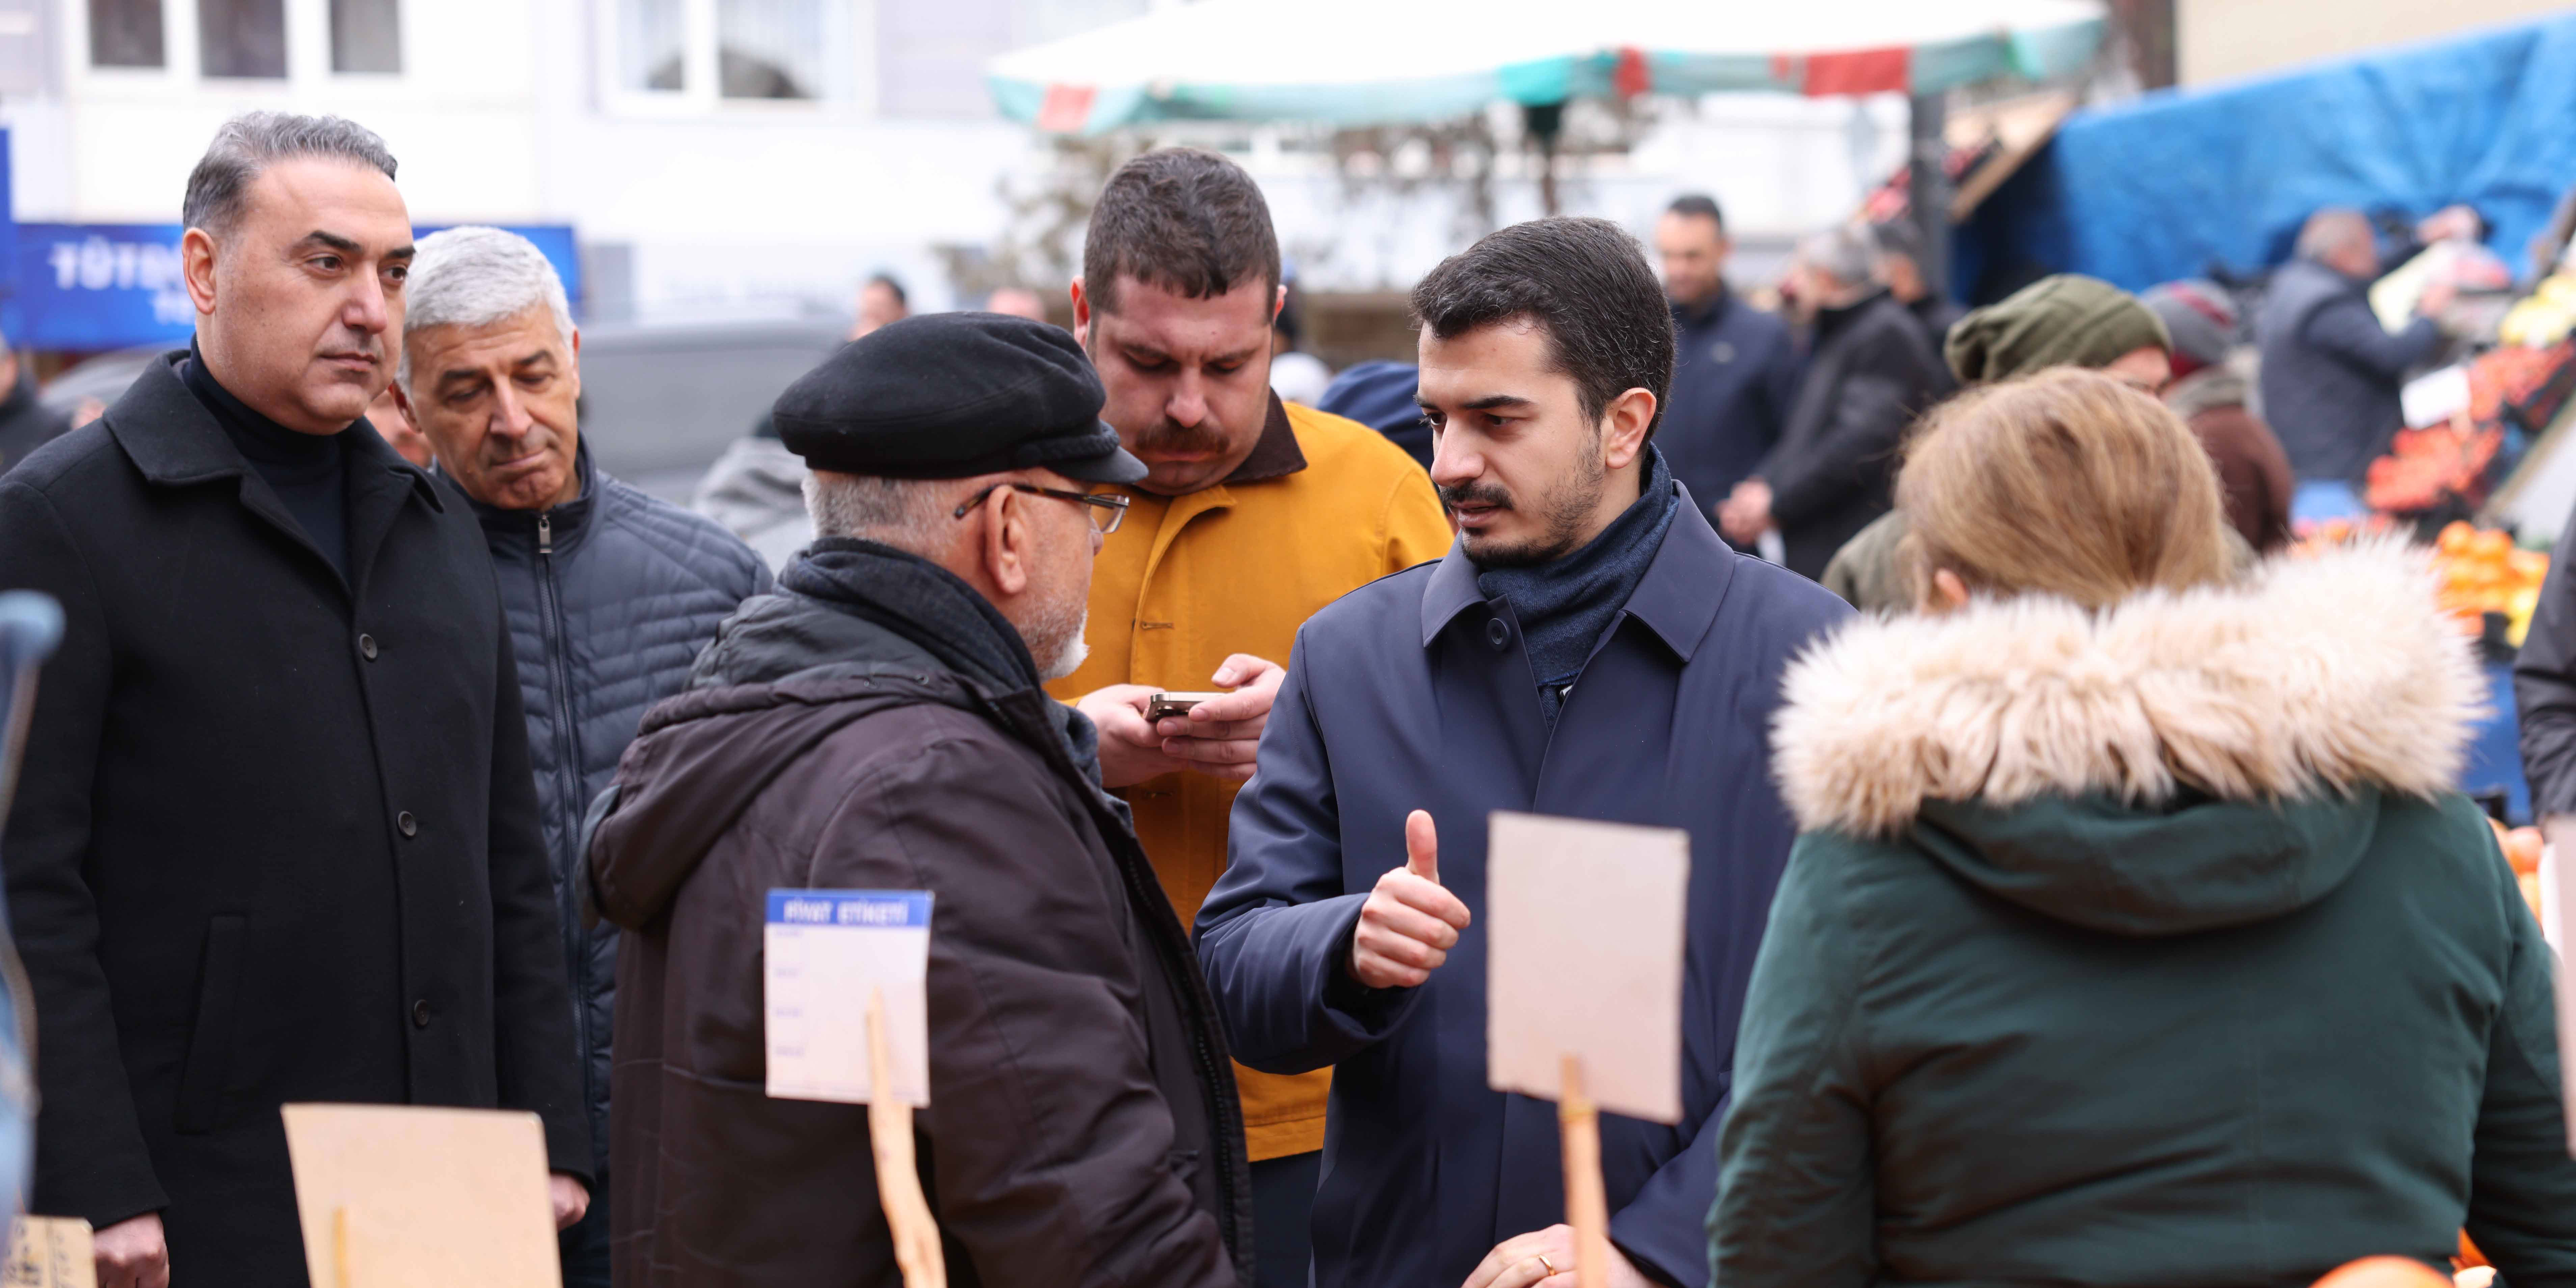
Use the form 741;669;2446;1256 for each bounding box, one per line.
1487;811;1690;1123
281;1104;560;1288
1487;811;1690;1288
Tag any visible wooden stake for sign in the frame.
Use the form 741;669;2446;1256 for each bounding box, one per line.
868;987;947;1288
1560;1054;1610;1288
329;1207;349;1288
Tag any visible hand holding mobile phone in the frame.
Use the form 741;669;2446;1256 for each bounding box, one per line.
1146;691;1226;722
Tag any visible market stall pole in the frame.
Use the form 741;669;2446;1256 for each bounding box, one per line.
1909;92;1953;299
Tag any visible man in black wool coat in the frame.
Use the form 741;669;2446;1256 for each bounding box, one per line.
0;110;589;1288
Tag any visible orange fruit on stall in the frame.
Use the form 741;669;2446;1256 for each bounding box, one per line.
2507;828;2544;875
2309;1256;2452;1288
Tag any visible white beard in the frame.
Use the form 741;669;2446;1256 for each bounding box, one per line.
1030;601;1092;683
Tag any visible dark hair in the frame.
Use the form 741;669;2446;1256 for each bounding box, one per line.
866;273;908;306
1665;193;1724;231
184;111;398;237
1410;216;1675;437
1083;148;1281;315
1869;217;1924;261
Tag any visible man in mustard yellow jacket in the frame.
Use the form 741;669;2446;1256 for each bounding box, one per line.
1050;148;1451;1288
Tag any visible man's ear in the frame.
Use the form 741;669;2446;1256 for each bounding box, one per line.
390;377;422;433
1600;387;1657;472
181;227;219;317
1070;277;1093;349
980;484;1034;598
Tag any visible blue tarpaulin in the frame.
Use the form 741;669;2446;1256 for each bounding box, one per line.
1958;12;2576;299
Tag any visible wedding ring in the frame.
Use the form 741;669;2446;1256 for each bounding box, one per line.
1537;1254;1557;1277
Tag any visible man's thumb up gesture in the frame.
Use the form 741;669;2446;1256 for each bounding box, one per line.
1349;810;1474;990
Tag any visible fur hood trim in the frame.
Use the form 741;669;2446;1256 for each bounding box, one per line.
1772;539;2486;836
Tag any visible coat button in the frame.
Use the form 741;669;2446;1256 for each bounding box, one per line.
358;633;378;661
396;810;418;838
1485;618;1512;652
411;999;432;1028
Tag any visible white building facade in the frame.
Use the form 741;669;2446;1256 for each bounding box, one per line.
0;0;1912;337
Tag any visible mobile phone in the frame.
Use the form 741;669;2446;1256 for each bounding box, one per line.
1147;691;1226;721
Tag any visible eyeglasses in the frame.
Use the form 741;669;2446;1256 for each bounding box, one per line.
952;482;1131;535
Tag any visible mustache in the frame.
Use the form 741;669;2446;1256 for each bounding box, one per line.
320;331;385;360
1438;480;1514;510
1133;417;1230;456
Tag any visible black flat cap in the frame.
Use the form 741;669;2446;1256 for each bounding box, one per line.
772;311;1147;483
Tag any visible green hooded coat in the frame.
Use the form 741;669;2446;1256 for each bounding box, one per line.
1711;541;2576;1285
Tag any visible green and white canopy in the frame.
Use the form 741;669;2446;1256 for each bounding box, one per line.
989;0;2107;135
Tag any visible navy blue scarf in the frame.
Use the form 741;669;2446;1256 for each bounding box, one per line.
1474;446;1678;727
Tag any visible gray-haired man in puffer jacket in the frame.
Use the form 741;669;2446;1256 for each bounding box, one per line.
389;225;770;1288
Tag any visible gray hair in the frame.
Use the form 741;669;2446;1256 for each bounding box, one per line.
805;468;1091;678
2295;208;2373;264
803;471;957;550
1798;223;1879;292
399;226;576;390
183;111;398;237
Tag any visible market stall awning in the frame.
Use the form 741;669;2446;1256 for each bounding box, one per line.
988;0;2108;135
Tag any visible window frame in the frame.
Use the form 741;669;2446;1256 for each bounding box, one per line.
69;0;411;92
593;0;868;118
195;0;290;81
81;0;169;72
326;0;403;77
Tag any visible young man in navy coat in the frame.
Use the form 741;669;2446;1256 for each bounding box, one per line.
1195;217;1852;1288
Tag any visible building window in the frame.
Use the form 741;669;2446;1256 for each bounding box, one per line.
606;0;851;108
198;0;285;78
618;0;686;91
717;0;823;100
330;0;400;74
88;0;164;68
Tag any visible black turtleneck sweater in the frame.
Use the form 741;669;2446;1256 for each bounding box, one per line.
183;343;351;581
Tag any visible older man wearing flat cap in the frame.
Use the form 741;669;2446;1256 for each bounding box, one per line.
588;312;1254;1287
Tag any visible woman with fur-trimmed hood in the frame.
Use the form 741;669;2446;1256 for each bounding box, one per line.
1710;369;2576;1284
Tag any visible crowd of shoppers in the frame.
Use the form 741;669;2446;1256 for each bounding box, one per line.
1817;272;2178;612
1717;223;1948;579
0;104;2568;1288
1651;194;1799;528
2256;208;2452;519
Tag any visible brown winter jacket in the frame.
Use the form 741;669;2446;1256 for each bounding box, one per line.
2167;366;2295;555
588;539;1251;1288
